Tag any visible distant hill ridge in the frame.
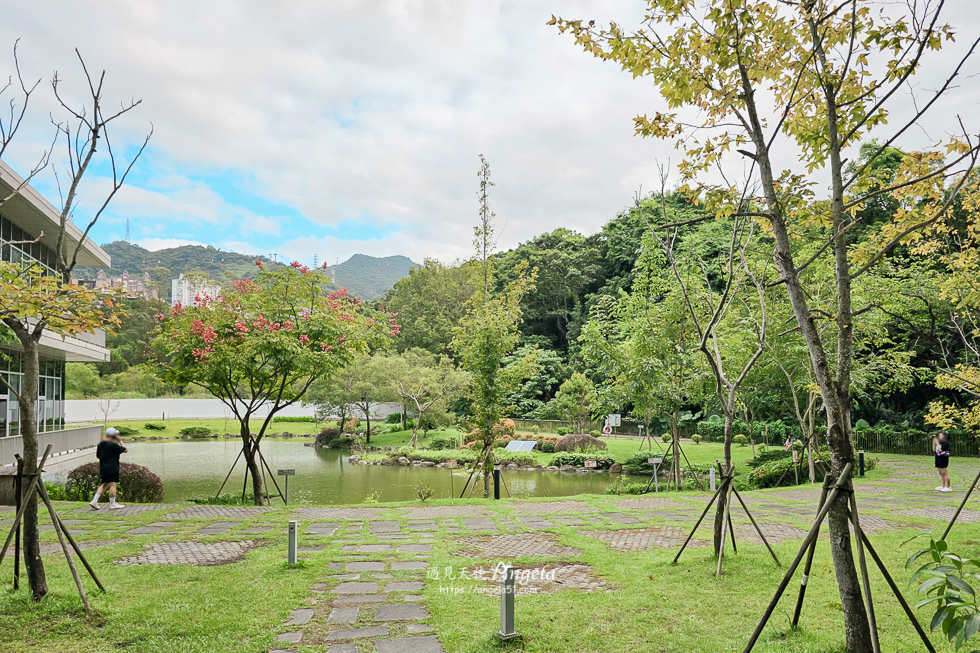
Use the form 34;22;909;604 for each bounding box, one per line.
77;241;416;301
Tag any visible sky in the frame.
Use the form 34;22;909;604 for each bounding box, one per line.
0;1;978;267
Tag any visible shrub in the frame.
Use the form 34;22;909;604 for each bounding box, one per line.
272;416;318;423
385;413;403;424
530;425;540;435
745;449;792;469
746;451;831;489
144;422;166;431
465;419;516;443
341;418;359;434
556;427;570;436
330;436;355;449
427;437;455;451
315;427;341;447
691;434;702;444
180;426;213;438
622;452;665;475
589;430;601;437
65;461;164;503
549;451;616;470
661;433;672;443
605;478;649;495
385;446;535;467
733;434;749;447
758;443;768;454
854;418;871;430
405;419;416;430
415;483;435;502
188;493;251;506
555;434;607;453
387;424;403;434
113;425;139;436
44;482;67;501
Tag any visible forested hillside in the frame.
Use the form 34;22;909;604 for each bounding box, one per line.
332;254;416;300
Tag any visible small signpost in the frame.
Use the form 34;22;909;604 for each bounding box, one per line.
278;469;295;505
584;459;597;469
448;460;457;498
647;457;663;492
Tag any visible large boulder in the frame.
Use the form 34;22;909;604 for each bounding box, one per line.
398;456;411;466
609;463;623;473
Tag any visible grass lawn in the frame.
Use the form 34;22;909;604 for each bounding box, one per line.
0;455;973;652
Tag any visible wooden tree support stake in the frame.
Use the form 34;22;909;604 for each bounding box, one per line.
0;445;53;567
791;474;831;628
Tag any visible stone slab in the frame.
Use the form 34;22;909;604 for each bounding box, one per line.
374;604;430;621
386;581;423;592
374;635;444;653
391;561;428;571
276;632;302;643
325;626;389;640
333;582;380;594
335;594;387;604
346;561;386;572
298;545;326;552
328;645;359;653
327;606;359;624
285;608;315;625
359;544;393;553
407;624;433;633
397;544;431;553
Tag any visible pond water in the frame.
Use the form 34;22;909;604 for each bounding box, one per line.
53;439;617;504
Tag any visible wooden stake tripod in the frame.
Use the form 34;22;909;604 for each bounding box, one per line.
744;463;936;653
672;462;781;575
215;437;286;505
0;445;105;613
644;437;705;492
458;445;511;499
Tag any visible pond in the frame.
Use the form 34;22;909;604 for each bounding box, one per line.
52;439;617;504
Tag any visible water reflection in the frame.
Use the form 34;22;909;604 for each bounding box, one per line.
51;439;617;504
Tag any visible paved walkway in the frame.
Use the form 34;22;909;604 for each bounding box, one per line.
12;458;977;652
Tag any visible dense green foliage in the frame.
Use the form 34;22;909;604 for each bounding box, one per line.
65;461;165;503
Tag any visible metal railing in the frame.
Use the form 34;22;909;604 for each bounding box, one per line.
0;424;103;465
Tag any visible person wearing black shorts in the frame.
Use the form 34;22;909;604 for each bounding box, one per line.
90;427;128;510
933;430;951;492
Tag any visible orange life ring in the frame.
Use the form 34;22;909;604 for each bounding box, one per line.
602;425;613;436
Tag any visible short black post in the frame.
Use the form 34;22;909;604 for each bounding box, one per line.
493;466;501;500
859;450;865;477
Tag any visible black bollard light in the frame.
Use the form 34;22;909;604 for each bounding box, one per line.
493;465;501;500
859;449;865;477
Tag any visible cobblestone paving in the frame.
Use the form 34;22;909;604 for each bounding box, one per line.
294;507;383;520
510;501;597;514
734;523;809;544
69;504;178;517
162;506;275;519
615;497;680;511
894;505;980;523
466;562;608;593
396;505;490;519
585;526;707;552
118;540;256;566
460;532;582;558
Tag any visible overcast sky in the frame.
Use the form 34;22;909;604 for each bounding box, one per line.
1;1;977;267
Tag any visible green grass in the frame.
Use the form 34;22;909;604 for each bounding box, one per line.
0;463;973;653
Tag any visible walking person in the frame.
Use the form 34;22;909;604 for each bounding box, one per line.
90;427;128;510
934;430;952;492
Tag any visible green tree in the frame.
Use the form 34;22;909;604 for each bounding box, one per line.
452;155;537;496
384;258;479;355
0;46;149;601
555;3;978;646
502;342;568;417
553;373;597;434
384;349;467;446
154;264;393;504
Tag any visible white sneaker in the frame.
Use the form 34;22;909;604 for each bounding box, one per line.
943;487;953;493
109;503;126;510
936;487;945;491
89;502;100;510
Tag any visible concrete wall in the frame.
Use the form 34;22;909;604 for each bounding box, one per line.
65;398;403;423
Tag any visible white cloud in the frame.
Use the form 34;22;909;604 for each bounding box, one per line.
0;1;977;264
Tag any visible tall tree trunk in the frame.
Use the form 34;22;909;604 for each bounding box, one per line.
713;406;734;555
16;336;47;599
365;408;371;445
671;412;682;490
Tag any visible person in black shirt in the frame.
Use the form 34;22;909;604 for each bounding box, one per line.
90;427;128;510
933;430;952;493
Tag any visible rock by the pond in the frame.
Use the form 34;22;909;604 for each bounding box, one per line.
559;465;576;472
398;457;410;466
547;466;559;471
610;463;623;473
420;461;436;467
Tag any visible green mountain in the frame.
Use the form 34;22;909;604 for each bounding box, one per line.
76;242;415;301
330;254;417;300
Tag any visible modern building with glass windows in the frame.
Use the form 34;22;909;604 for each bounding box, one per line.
0;160;111;439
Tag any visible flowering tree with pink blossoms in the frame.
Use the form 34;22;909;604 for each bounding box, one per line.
154;261;396;504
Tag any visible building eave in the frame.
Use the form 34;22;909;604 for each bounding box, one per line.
0;160;111;269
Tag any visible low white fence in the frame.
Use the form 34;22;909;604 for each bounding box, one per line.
65;398;403;423
0;424;104;465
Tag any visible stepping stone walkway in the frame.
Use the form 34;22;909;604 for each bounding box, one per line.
272;544;443;652
196;521;241;535
163;506;274;519
126;521;180;535
586;526;706;552
460;532;581;558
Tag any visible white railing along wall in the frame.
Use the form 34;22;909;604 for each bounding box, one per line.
0;424;104;465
